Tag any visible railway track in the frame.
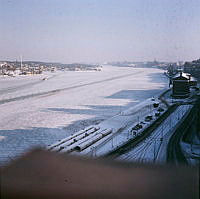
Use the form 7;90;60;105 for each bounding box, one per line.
167;104;196;165
105;104;178;158
167;124;189;165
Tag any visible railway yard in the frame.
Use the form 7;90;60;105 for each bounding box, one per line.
47;86;200;165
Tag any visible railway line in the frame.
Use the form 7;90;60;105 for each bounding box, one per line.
103;104;177;158
46;99;194;164
116;105;193;163
167;101;198;165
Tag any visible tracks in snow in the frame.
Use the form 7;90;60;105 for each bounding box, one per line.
0;74;58;95
0;71;141;105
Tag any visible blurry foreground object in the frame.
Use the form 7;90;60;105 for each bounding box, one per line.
1;149;199;199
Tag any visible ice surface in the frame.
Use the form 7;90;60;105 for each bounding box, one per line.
0;65;168;164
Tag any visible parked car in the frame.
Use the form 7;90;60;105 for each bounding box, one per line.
157;107;164;112
145;115;153;122
153;103;159;108
155;112;160;117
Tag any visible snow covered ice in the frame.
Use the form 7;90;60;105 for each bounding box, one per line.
0;65;168;165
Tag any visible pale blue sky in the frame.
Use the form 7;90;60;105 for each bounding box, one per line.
0;0;200;63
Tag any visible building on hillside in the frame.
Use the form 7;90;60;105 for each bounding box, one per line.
189;76;198;87
172;72;190;98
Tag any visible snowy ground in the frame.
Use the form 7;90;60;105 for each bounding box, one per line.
117;105;193;163
0;65;168;165
91;101;167;157
51;98;166;156
181;141;200;165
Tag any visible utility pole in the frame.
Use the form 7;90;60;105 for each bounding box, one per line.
20;55;23;71
161;123;163;141
111;137;114;148
149;104;151;115
153;140;156;162
94;146;96;157
91;147;94;157
170;114;172;128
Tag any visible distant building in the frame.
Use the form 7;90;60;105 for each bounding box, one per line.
184;59;200;78
172;72;190;98
189;76;198;87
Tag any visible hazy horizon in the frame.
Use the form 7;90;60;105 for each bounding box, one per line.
1;0;200;63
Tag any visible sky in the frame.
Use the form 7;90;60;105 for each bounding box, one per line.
0;0;200;63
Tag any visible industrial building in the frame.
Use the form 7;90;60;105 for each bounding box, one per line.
172;72;190;98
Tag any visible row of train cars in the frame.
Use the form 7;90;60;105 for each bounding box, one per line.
47;126;113;154
47;99;167;156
